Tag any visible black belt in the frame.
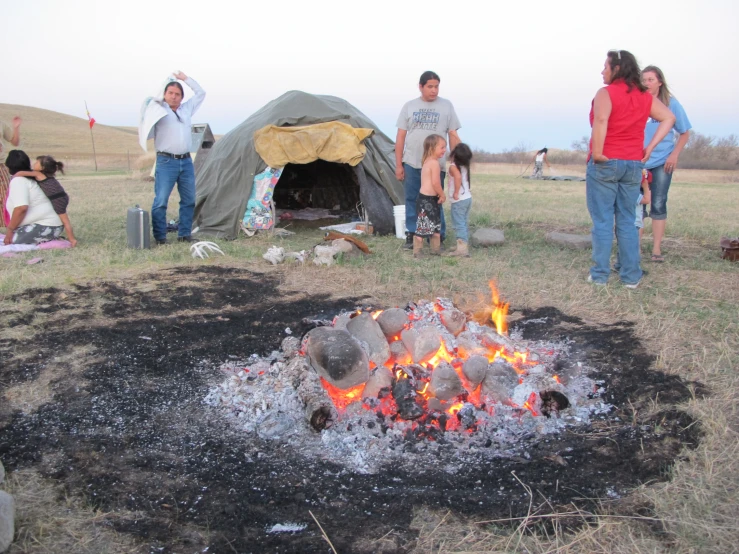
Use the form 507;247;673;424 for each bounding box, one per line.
157;152;190;159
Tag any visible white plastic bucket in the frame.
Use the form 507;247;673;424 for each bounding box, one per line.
393;205;406;239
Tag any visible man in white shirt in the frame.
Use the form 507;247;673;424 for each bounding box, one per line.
150;71;206;244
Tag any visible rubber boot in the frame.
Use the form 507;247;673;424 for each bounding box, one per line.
430;235;441;256
445;239;469;257
403;232;414;250
413;236;424;258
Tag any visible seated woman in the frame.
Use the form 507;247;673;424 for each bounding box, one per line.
3;150;64;245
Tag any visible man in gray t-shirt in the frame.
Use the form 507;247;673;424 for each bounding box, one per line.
395;71;461;245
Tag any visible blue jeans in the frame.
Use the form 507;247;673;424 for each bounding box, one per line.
404;163;446;239
648;164;672;220
153;154;196;240
450;198;472;242
586;159;643;285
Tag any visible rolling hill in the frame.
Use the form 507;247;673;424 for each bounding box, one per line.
0;103;143;156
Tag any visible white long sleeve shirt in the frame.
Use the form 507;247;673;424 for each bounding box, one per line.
153;77;206;155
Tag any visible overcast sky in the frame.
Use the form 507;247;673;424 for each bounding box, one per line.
3;0;738;152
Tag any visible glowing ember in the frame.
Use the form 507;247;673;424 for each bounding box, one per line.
320;378;365;412
308;293;578;440
522;392;539;417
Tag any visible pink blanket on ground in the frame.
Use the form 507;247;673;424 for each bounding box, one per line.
0;234;72;257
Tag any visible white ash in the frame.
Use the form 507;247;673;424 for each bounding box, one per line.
267;523;308;533
204;299;614;474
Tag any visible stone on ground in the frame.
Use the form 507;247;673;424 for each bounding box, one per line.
402;327;441;364
545;231;592;250
362;367;394;399
304;327;370;389
471;228;505;247
389;340;412;364
0;490;14;554
429;361;464;401
481;359;518;403
440;308;466;336
346;313;391;367
376;308;408;338
462;355;489;388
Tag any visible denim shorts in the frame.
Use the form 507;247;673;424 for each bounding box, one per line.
649;164;672;220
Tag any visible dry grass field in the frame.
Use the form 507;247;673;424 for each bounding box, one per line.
0;103;144;172
1;106;738;552
0;166;737;552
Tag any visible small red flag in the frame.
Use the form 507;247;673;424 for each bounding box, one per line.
86;104;95;129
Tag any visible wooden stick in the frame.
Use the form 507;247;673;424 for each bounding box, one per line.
85;101;98;172
309;510;338;554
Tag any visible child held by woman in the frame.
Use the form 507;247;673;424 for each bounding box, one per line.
14;155;77;246
413;134;446;258
445;143;473;257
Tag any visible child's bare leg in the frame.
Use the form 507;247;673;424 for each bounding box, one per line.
413;235;424;258
430;232;441;255
60;214;77;247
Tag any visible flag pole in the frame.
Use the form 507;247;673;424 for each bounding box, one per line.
85;101;98;172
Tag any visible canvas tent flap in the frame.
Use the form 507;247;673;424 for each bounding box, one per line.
254;122;373;168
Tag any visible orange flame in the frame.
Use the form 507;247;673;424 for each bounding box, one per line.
553;375;561;384
427;341;455;367
489;281;509;335
448;402;464;415
371;310;383;320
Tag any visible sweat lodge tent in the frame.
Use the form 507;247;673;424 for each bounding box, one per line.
193;91;404;239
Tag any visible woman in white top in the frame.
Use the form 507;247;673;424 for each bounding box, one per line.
445;143;473;257
531;147;550;179
3;150;63;245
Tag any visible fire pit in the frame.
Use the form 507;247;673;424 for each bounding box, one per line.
206;284;612;473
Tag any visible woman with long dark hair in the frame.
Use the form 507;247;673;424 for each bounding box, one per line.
586;50;675;288
531;147;550;179
3;150;64;245
641;65;692;262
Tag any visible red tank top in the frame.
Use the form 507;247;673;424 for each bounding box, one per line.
589;80;652;161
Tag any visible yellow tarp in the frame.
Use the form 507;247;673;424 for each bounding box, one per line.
253;121;374;168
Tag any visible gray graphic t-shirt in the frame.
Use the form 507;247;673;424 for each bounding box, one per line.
396;97;461;169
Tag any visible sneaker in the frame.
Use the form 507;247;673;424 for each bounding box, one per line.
403;233;414;250
624;269;648;289
177;236;194;243
155;238;167;246
587;275;607;286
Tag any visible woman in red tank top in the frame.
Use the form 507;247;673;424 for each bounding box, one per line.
585;50;675;288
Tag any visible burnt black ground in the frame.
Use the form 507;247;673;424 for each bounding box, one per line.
0;267;703;553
